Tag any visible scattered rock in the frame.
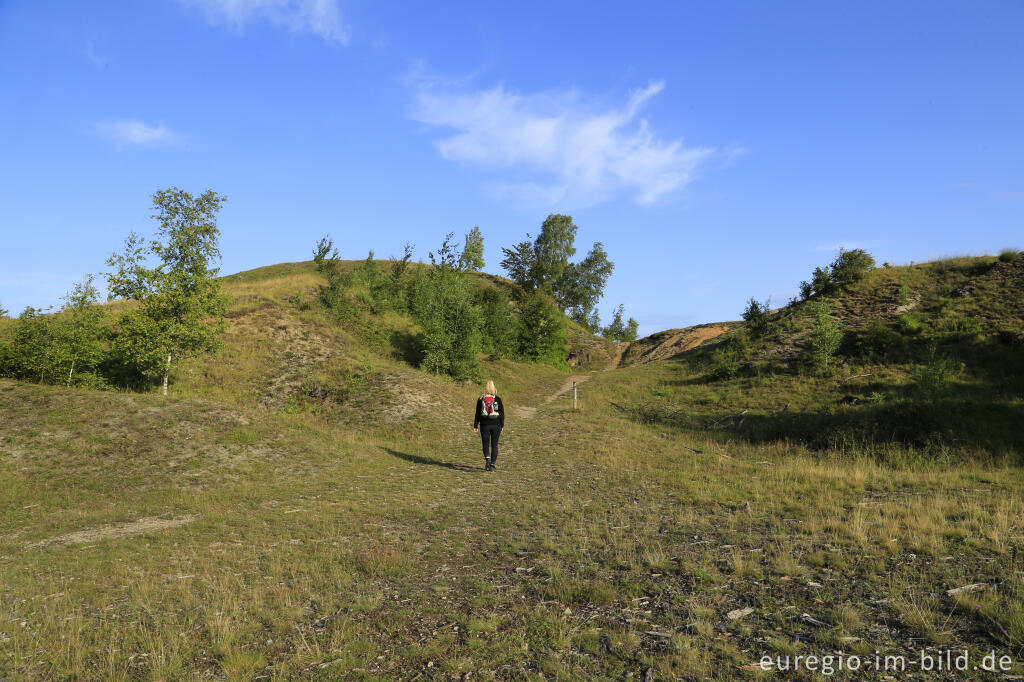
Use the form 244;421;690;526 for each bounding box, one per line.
318;658;344;669
727;607;755;620
946;583;989;596
801;613;828;627
643;631;672;650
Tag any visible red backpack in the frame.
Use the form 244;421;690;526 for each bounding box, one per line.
480;394;501;419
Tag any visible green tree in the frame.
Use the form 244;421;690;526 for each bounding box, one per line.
478;287;516;359
742;297;771;337
3;307;58;382
601;304;639;342
312;235;352;312
459;226;485;272
412;233;484;379
800;248;876;299
530;214;577;292
560;242;615;325
515;289;569;368
0;300;7;317
388;241;415;311
106;187;227;395
54;275;108;386
353;250;389;312
808;301;843;372
829;248;876;289
499;237;536;289
501;217;615;321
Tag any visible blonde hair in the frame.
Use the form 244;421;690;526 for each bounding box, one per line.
485;380;496;395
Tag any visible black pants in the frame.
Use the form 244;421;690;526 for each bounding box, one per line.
480;423;502;462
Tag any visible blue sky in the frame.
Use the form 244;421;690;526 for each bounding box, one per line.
1;1;1021;336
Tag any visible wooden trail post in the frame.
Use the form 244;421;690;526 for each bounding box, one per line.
573;381;577;410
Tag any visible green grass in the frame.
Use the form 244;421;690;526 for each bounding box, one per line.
0;255;1022;679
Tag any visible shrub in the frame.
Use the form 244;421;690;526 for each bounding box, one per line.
829;248;876;288
897;284;910;306
710;347;741;379
848;320;906;360
515;289;569;369
742;297;771;337
602;303;638;342
353;251;390;313
413;235;484;380
912;347;963;399
807;301;844;372
898;314;925;336
799;248;876;299
2;307;57;382
999;249;1019;263
478;287;517;359
709;329;750;380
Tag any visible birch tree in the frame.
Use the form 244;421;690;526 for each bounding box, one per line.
107;187;227;395
55;275;107;385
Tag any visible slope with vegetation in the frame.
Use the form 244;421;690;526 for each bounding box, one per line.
0;194;1022;679
618;248;1024;461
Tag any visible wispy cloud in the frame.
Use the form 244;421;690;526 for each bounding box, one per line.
410;77;714;208
178;0;348;44
95;119;183;149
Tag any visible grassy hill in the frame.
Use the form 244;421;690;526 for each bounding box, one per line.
619;253;1024;463
1;255;1022;680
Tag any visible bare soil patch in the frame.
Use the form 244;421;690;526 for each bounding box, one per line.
29;515;197;549
625;324;731;365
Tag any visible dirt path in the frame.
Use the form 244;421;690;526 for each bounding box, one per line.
542;342;630;406
607;341;630;370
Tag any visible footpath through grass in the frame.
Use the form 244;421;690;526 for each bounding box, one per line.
1;369;1023;680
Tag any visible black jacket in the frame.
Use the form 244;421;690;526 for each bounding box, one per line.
474;395;505;428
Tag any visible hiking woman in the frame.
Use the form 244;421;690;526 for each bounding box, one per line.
473;380;505;471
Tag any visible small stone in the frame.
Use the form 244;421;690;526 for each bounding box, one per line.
727;606;755;620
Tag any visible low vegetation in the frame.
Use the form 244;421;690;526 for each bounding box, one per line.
0;197;1020;678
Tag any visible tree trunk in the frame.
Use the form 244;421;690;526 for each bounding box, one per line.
163;353;171;396
67;357;76;386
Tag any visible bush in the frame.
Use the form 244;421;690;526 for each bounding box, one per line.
412;237;484;380
515;289;569;369
999;249;1019;263
807;301;843;372
709;329;750;380
799;248;876;299
353;251;390;313
898;314;925;336
478;287;517;359
1;307;57;382
830;248;876;288
897;284;910;306
742;297;771;337
847;320;906;361
912;347;963;399
601;303;638;342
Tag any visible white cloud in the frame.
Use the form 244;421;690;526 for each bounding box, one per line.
410;79;714;207
179;0;348;44
95;119;182;148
